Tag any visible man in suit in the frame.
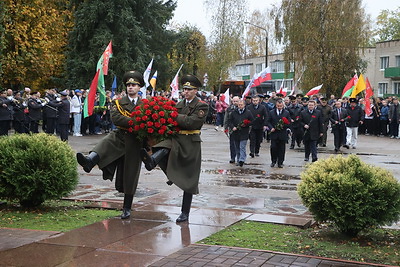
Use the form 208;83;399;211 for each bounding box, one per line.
77;71;145;219
267;99;291;168
229;99;254;166
224;96;240;163
247;95;267;158
330;100;349;152
141;74;209;223
300;100;323;162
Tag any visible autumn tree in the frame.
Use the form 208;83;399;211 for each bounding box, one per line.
278;0;370;96
205;0;247;92
65;0;176;91
168;25;207;79
375;7;400;42
0;0;73;91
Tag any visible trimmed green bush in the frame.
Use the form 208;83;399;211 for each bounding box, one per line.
0;133;78;207
298;154;400;237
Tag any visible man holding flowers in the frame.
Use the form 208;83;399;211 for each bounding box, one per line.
77;70;145;219
267;99;291;168
141;74;209;223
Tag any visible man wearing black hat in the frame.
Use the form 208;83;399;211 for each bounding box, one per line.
0;89;14;135
287;95;303;149
317;97;332;147
345;98;364;149
141;74;209;223
28;91;45;133
57;91;70;141
247;95;268;157
77;70;145;219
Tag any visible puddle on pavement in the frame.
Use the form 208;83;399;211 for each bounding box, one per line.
223;179;297;190
203;168;266;175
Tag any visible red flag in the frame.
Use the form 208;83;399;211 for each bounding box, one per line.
84;69;100;117
96;41;113;75
341;74;358;97
364;78;374;116
306;84;323;96
277;79;287;96
251;66;272;87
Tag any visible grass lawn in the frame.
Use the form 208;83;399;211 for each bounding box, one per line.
0;199;120;232
199;220;400;266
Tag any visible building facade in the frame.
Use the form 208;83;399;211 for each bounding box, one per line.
230;39;400;97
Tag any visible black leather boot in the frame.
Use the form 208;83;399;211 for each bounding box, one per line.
76;152;100;173
140;148;170;171
176;192;192;223
121;194;133;219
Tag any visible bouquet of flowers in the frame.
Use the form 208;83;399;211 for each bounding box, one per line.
275;117;290;130
236;119;251;131
127;96;180;142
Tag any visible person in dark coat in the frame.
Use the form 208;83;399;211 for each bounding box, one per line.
388;97;400;138
77;70;145;219
229;99;254;166
44;89;63;134
330;100;349;152
28;92;45;133
224;96;240;163
317;97;332;147
141;74;209;223
0;89;13;136
267;99;291;168
345;98;364;148
300;100;323;162
57;91;70;141
287;95;303;149
247;95;267;158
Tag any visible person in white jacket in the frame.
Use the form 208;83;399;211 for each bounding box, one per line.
70;89;83;136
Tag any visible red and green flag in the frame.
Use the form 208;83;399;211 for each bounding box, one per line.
364;77;374;116
83;69;101;118
342;74;358;97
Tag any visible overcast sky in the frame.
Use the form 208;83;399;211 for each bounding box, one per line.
170;0;400;39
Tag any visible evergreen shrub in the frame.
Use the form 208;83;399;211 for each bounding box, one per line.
0;133;78;207
298;154;400;237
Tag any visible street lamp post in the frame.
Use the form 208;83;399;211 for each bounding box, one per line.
244;21;268;68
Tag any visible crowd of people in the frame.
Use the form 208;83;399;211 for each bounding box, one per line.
211;92;400;168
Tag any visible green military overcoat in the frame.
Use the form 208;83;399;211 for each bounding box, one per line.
92;96;142;195
154;97;209;194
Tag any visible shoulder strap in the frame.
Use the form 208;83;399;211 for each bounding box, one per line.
115;99;132;118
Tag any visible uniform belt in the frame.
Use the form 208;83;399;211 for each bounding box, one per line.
178;130;200;135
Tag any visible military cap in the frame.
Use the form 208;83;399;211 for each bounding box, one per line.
245;95;252;99
123;70;145;87
288;95;296;100
0;89;6;94
276;93;284;97
296;93;304;98
301;97;309;102
349;98;358;103
320;97;327;101
60;91;68;96
257;94;265;98
181;74;202;89
264;94;270;99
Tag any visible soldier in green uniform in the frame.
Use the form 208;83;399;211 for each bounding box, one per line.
77;71;144;219
141;74;209;223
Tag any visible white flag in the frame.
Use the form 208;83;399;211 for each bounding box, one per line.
170;64;184;100
223;88;230;105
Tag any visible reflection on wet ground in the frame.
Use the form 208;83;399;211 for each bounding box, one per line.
202;169;300;190
384;161;400;165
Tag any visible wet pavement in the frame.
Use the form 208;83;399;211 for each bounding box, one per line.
1;124;399;266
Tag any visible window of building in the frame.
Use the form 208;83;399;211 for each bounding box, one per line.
380;56;389;70
394;82;400;95
378;82;388;95
255;63;263;73
271;61;285;73
396;55;400;67
235;64;250;77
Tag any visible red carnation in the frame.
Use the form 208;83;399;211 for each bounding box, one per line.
152;113;159;120
161;125;167;130
147;128;154;133
153;105;160;110
171;111;178;118
135;106;141;110
147;121;154;127
282;117;290;124
172;121;178;126
144;104;150;109
134;125;140;131
140;123;145;129
256;114;261;117
128;127;133;133
142;99;149;104
142;115;148;121
150;101;156;106
145;109;152;115
158;129;165;135
167;118;174;124
154;122;161;128
159;111;165;117
160;118;166;124
128;120;134;126
347;116;351;119
311;115;316;118
135;116;142;122
167;130;173;135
